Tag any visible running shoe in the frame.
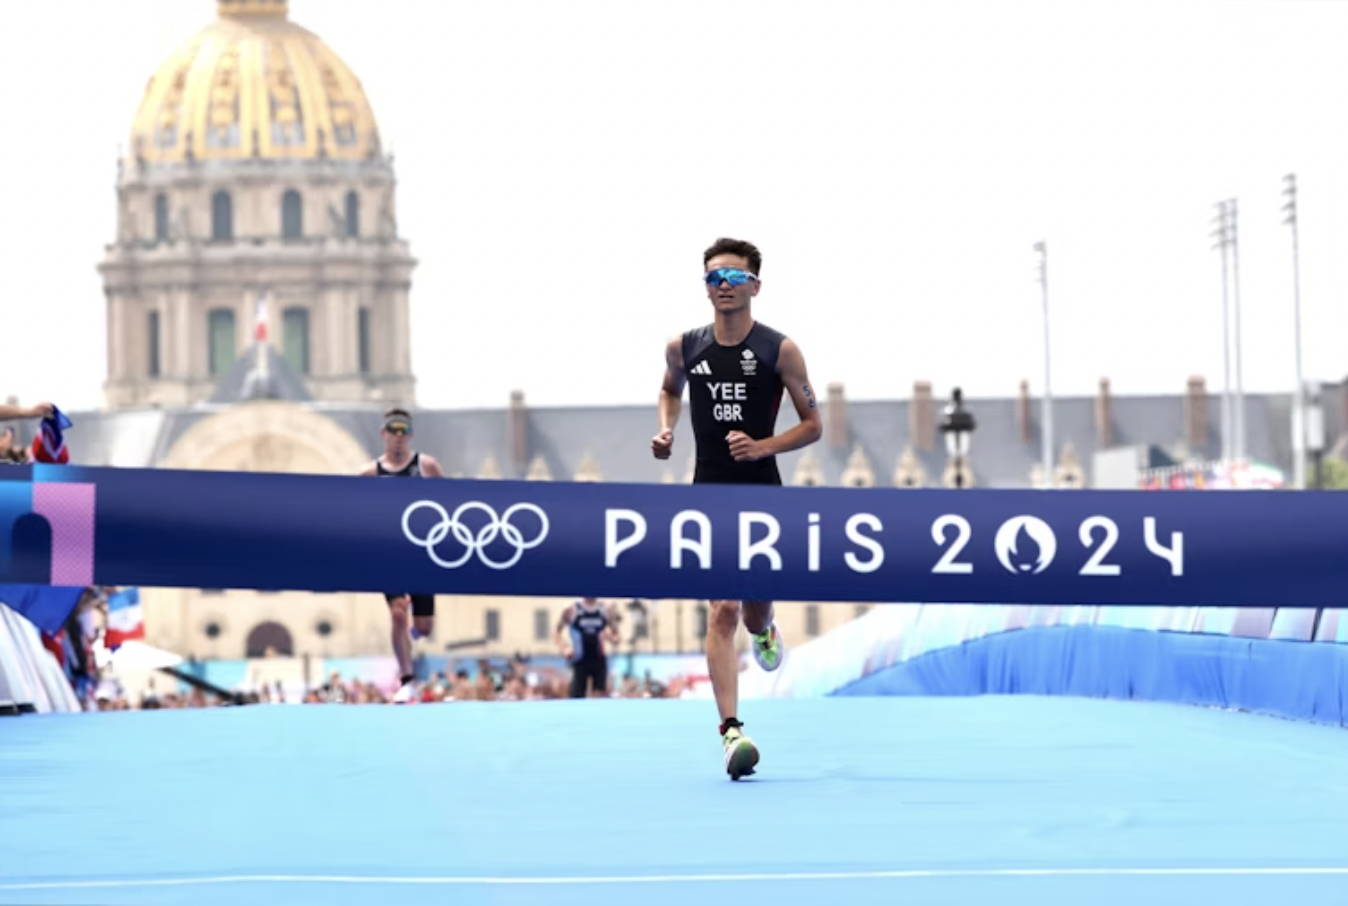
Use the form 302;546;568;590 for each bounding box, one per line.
392;679;417;704
751;622;784;672
722;725;759;780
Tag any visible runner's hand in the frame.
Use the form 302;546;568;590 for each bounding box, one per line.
727;431;765;462
651;429;674;460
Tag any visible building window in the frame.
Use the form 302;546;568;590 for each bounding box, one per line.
211;190;233;241
695;604;709;650
485;609;501;642
282;306;310;374
315;619;334;637
344;190;359;238
208;308;236;376
203;621;222;638
153;193;169;243
357;307;372;374
533;608;549;642
805;605;821;637
147;311;161;377
245;621;294;658
281;189;303;239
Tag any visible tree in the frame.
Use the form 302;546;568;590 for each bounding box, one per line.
1320;456;1348;490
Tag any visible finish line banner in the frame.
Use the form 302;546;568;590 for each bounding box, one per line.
1;464;1345;607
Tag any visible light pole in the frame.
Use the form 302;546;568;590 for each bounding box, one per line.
1282;174;1307;489
1307;385;1326;490
1230;199;1246;461
940;387;977;488
1211;201;1235;462
1033;241;1053;480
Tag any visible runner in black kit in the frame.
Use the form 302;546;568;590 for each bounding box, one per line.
651;238;822;779
360;408;444;703
555;597;620;698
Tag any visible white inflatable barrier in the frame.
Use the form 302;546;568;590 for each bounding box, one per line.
0;601;80;714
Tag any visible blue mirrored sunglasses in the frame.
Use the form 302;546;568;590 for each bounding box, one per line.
705;267;758;287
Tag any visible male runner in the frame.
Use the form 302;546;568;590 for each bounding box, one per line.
555;596;620;698
651;238;822;779
359;408;444;702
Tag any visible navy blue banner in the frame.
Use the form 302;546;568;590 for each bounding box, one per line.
1;464;1345;606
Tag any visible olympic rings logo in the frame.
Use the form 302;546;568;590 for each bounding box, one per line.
401;500;550;570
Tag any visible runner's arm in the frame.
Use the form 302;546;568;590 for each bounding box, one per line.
419;454;445;478
652;337;686;459
554;606;575;654
0;401;53;420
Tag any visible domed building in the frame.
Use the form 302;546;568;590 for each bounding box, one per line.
88;0;424;674
101;0;415;410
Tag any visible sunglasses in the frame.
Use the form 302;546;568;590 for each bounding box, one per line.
705;267;758;287
384;423;411;436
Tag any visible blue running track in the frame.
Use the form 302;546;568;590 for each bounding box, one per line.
2;696;1345;905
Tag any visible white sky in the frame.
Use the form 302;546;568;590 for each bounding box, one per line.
2;0;1346;413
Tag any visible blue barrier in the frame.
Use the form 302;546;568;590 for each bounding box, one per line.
836;624;1348;726
2;464;1347;606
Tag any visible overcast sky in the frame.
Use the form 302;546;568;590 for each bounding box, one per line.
2;0;1345;414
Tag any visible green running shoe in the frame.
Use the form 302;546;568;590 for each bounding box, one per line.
722;725;759;780
751;622;784;672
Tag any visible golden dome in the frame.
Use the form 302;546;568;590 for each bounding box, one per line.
130;1;380;164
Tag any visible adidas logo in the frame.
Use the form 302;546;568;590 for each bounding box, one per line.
690;361;712;376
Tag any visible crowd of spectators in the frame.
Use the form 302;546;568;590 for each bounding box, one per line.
389;659;686;704
89;656;690;711
28;581;689;714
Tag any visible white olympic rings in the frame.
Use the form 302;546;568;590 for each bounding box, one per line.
401;500;550;570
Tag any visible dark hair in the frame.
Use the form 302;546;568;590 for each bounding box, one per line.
703;237;762;276
383;407;410;420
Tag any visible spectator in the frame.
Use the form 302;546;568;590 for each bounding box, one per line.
0;426;28;463
500;675;529;701
450;669;473;701
323;672;346;703
63;589;103;707
473;669;495;701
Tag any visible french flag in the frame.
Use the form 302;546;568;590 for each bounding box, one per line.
105;588;145;650
30;406;73;464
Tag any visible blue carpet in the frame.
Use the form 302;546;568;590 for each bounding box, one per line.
1;696;1345;905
